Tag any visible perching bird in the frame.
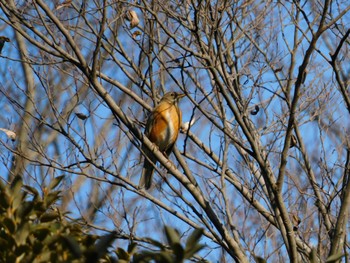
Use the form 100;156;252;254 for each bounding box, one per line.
139;92;185;190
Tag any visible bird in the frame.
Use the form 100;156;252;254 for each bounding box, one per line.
139;92;185;190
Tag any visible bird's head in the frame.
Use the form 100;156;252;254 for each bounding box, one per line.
161;92;185;104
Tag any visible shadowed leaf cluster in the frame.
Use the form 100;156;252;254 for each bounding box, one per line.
0;176;116;263
0;176;207;263
121;226;207;263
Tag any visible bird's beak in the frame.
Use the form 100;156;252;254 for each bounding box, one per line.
177;93;186;99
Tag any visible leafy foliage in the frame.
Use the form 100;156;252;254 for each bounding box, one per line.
129;226;206;263
0;176;206;262
0;176;116;263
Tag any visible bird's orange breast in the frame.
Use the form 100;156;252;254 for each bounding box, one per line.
146;101;181;152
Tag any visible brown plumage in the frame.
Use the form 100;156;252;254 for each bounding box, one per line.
139;92;185;190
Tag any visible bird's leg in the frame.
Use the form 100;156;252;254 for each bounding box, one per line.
163;152;177;169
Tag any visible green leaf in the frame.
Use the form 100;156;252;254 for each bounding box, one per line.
184;243;205;259
164;226;180;246
185;228;204;250
61;235;82;258
15;244;30;256
36;250;51;262
34;201;46;214
253;255;267;263
32;226;52;241
137;251;173;263
10;175;23;192
16;201;34;219
173;243;184;262
0;232;16;248
12;192;25;212
116;247;129;260
145;237;166;249
94;231;117;259
16;222;30;244
157;251;175;263
0;191;10;209
326;252;345;262
48;175;65;191
32;239;44;254
127;242;138;255
6;254;17;263
3;217;16;233
45;191;61;207
23;185;39;198
0;237;7;248
40;212;59;223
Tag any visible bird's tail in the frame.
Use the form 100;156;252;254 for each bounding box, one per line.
139;159;155;190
